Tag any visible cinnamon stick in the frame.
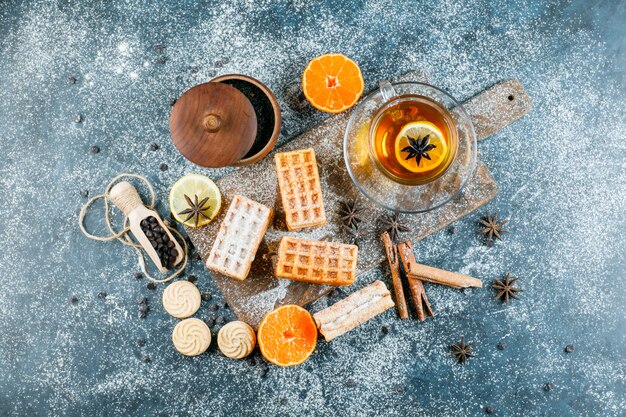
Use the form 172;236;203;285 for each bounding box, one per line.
406;273;434;321
380;232;408;320
397;241;483;289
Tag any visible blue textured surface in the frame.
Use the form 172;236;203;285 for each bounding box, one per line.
0;1;624;416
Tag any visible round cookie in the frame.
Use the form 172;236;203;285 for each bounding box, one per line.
172;318;211;356
218;321;256;359
162;281;201;318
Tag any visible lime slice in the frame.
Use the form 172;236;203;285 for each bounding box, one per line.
394;121;448;173
169;174;221;228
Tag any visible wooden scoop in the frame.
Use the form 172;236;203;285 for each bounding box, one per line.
109;181;183;273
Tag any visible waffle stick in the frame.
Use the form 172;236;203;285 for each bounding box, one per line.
314;280;395;342
380;232;408;320
206;195;272;281
274;236;357;286
274;148;326;230
398;241;483;288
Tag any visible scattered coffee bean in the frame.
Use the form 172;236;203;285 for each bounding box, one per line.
246;357;256;366
217;300;226;309
168;98;177;106
394;384;404;394
187;275;197;283
485;406;494;414
279;398;288;406
330;289;340;298
134;272;143;280
486;238;494;247
80;190;89;198
205;318;215;328
448;225;457;234
142;355;151;363
160;163;168;171
346;379;356;387
564;344;575;353
207;70;216;77
147;282;156;290
189;66;199;74
136;338;145;346
70;295;78;303
258;367;268;377
67;76;77;84
154;44;166;52
213;57;229;68
215;316;225;325
97;292;107;299
202;292;212;301
89;145;100;154
149;143;159;151
544;382;555;391
138;296;147;305
497;341;507;350
208;303;218;311
381;325;389;334
75;114;84;123
155;55;167;64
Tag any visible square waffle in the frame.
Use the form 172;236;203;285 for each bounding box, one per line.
274;236;358;286
206;195;272;281
274;148;326;230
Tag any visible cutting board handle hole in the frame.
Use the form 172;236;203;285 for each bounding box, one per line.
507;94;515;101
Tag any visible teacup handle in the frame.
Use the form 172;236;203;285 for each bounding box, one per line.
379;80;397;102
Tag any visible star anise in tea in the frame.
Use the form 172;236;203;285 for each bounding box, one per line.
492;273;523;303
401;134;436;166
338;200;363;229
478;211;509;241
178;194;211;227
381;212;410;243
451;337;475;365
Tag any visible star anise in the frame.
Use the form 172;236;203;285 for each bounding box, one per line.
478;211;509;241
177;194;211;227
344;224;367;247
338;200;364;229
401;134;436;166
380;212;410;243
451;337;475;365
492;273;523;303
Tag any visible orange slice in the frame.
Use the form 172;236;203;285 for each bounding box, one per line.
302;53;364;114
394;121;448;174
257;305;318;367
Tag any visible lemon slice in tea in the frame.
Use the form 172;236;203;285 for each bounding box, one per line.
394;121;448;174
169;174;221;228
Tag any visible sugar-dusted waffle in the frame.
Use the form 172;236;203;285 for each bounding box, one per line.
274;148;326;230
274;236;358;286
206;195;272;281
313;280;395;342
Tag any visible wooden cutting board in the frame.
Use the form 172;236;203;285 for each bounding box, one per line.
186;73;532;328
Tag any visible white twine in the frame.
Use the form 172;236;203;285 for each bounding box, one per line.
78;173;188;284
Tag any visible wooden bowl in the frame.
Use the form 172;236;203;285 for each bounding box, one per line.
211;74;281;166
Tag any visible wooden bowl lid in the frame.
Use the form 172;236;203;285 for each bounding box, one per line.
170;82;257;168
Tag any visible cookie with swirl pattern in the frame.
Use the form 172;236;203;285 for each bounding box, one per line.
172;318;211;356
218;321;256;359
162;281;201;318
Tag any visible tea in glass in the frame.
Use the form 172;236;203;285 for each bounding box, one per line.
369;95;458;185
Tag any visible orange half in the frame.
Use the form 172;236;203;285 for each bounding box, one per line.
302;53;364;114
257;305;318;367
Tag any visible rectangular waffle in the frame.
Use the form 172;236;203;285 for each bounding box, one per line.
206;195;272;281
313;280;395;342
274;236;358;286
274;148;326;230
